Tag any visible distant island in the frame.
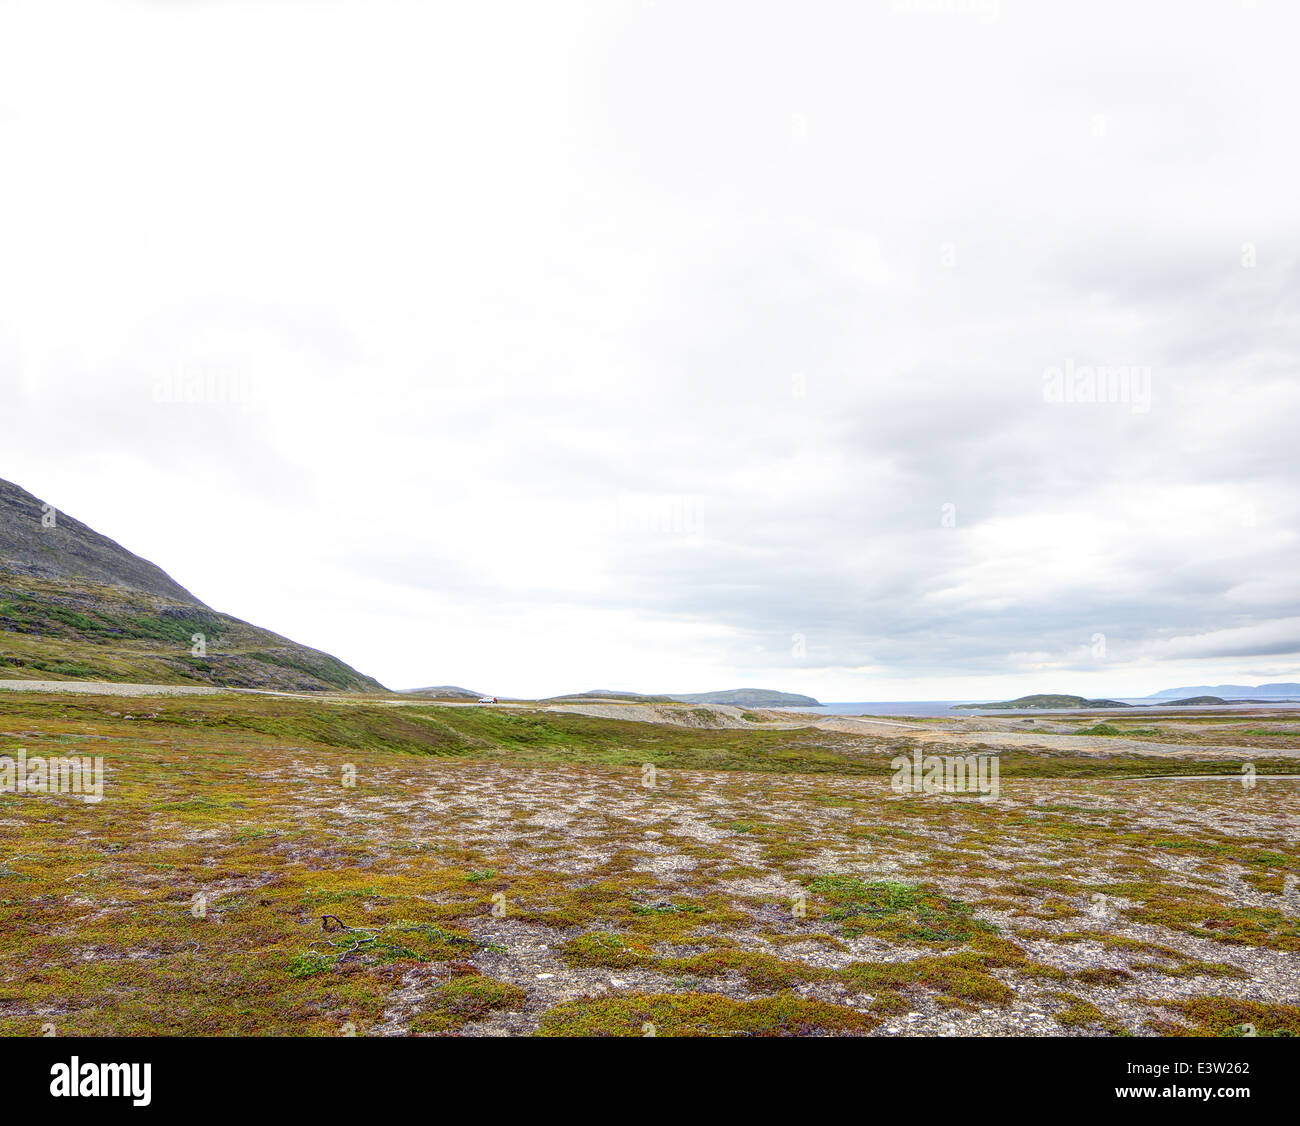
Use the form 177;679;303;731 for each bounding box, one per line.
955;694;1130;710
542;690;679;704
669;689;822;707
955;691;1291;710
403;687;825;707
554;688;822;707
1164;695;1281;706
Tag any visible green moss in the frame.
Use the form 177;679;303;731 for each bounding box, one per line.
662;949;823;991
409;975;527;1033
559;932;654;970
288;951;332;978
1160;997;1300;1037
1051;992;1128;1034
807;877;995;943
1087;881;1300;952
842;950;1016;1007
535;991;877;1037
291;921;481;977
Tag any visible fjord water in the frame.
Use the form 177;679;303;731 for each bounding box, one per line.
775;701;980;716
776;699;1300;717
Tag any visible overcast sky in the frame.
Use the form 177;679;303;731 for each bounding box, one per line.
2;0;1297;700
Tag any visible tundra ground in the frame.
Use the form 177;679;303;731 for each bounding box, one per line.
1;692;1297;1036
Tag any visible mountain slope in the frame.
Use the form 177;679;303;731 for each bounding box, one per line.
0;477;384;692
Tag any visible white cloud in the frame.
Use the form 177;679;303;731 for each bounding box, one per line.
2;0;1297;698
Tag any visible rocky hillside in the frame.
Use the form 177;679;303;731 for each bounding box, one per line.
0;478;384;693
0;477;203;603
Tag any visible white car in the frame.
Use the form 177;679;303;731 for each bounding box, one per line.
477;696;497;704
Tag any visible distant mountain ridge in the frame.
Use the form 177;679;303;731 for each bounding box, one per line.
0;477;384;693
1148;683;1300;698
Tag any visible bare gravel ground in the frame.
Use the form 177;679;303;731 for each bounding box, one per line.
269;756;1300;1036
